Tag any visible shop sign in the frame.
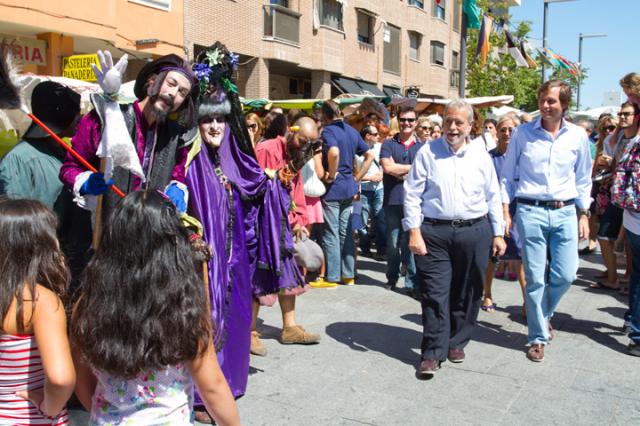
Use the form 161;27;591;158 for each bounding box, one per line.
62;54;100;82
0;34;47;66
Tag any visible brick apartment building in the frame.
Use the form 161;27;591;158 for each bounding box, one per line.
185;0;467;100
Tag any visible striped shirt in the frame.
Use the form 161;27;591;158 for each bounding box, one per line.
0;334;68;425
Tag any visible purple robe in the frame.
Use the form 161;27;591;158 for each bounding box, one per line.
186;126;304;400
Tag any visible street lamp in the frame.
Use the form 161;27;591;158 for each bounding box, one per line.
542;0;578;84
577;32;607;110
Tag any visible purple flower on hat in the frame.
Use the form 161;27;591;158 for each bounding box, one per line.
229;52;239;71
193;63;212;81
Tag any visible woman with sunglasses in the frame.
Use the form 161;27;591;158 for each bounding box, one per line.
245;112;264;148
482;116;526;315
415;116;432;143
580;115;618;256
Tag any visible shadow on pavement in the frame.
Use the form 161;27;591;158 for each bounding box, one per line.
473;308;629;355
325;321;420;366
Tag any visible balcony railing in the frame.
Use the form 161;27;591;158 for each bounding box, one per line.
263;4;301;45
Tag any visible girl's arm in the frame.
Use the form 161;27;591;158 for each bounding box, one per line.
25;286;76;417
72;346;97;411
187;341;240;426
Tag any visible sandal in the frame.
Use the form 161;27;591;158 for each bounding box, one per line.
481;302;497;312
194;408;215;424
589;281;620;290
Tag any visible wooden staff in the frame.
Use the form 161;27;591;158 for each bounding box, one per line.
91;158;107;249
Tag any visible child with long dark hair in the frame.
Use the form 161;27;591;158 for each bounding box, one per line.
0;197;75;424
71;190;240;425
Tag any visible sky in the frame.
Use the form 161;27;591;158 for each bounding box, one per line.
508;0;640;110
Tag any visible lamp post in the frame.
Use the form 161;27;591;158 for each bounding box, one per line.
542;0;578;84
577;32;607;110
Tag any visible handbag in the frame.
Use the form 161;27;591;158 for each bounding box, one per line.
611;140;640;212
301;159;326;197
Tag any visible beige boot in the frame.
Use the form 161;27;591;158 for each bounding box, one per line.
280;325;320;344
250;330;267;356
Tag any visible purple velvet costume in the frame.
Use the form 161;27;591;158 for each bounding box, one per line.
186;126;304;400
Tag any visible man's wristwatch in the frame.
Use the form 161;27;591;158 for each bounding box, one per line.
579;209;591;218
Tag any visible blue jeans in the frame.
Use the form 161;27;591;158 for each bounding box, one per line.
516;203;578;345
322;199;355;282
625;229;640;343
385;205;416;288
359;189;386;253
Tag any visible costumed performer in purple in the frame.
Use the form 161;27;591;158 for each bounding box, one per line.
185;42;320;423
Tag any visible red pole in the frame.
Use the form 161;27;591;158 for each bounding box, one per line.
27;112;125;198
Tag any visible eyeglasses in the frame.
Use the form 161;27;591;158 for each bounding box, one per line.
419;126;431;131
604;125;616;132
398;118;416;123
499;127;514;133
618;112;635;118
247;123;258;130
368;132;379;137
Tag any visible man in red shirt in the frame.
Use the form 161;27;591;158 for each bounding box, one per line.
252;116;321;354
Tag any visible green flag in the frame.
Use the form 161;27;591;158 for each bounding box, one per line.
463;0;481;29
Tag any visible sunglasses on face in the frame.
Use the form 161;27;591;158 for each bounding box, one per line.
398;118;416;123
604;125;616;132
618;112;635;118
419;126;431;131
368;132;379;137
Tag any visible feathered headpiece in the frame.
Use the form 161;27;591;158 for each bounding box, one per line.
193;42;254;157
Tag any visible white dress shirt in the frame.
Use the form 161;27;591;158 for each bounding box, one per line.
402;137;505;235
500;118;593;209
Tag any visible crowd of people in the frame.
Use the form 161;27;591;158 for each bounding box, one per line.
0;38;639;423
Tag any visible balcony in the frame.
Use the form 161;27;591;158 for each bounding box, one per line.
263;4;301;46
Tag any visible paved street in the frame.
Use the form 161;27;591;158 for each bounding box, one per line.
70;251;640;425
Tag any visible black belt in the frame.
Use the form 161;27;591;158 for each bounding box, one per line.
423;216;485;227
516;198;574;209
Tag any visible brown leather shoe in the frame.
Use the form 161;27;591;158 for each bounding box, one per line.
527;344;545;362
418;358;441;377
447;348;465;363
281;325;320;344
250;330;267;356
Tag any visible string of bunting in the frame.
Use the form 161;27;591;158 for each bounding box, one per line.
464;0;579;75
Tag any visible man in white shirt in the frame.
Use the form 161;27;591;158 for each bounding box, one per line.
501;80;592;362
404;99;506;378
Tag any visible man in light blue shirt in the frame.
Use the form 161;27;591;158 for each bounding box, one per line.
501;80;592;362
404;100;506;378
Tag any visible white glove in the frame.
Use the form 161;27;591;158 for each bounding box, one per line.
91;50;128;96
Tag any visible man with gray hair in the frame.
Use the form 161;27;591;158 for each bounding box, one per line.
404;99;506;378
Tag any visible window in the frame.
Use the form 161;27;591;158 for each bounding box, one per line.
319;0;344;31
432;0;446;20
357;11;374;44
430;41;445;66
408;0;424;8
409;32;422;61
452;0;460;32
450;51;460;87
129;0;171;11
383;24;401;74
270;0;288;6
